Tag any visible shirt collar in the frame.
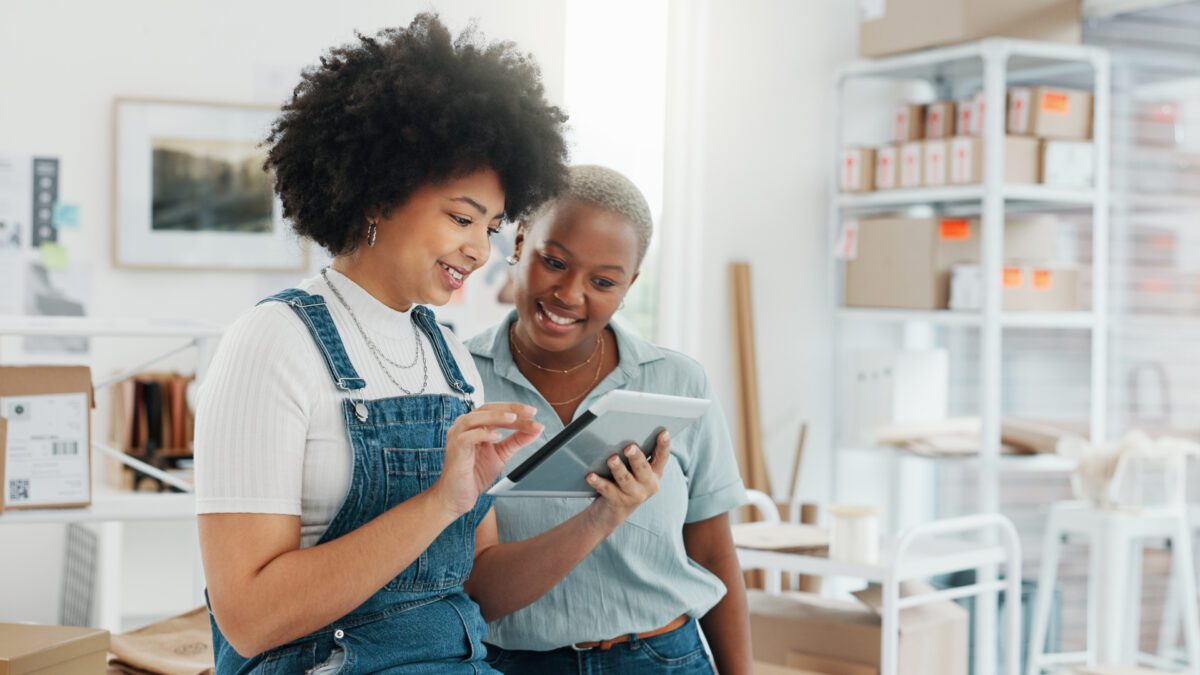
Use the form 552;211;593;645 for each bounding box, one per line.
472;309;665;393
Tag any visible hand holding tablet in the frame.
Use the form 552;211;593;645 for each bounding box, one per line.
487;390;710;498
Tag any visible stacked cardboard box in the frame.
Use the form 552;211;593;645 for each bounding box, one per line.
750;584;968;675
858;0;1081;58
0;366;94;513
0;623;109;673
844;86;1094;193
844;215;1080;312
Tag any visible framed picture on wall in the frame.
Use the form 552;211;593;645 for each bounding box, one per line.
112;98;307;271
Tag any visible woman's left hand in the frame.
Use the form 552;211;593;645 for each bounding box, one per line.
585;430;670;531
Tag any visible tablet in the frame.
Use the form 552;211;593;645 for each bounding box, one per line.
487;390;710;498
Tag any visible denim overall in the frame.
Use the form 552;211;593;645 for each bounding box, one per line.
209;289;496;674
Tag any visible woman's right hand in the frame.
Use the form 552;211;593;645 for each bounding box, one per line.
584;430;671;532
432;403;543;517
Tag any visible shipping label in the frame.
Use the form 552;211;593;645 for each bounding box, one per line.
2;392;89;507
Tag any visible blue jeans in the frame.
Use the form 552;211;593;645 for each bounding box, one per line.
484;617;714;674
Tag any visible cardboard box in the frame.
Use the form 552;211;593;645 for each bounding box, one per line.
787;652;877;675
948;135;1041;184
858;0;1081;58
750;586;968;675
893;104;925;143
874;146;899;190
841;147;876;193
923;140;950;186
956;97;975;136
949;263;1081;311
0;623;109;675
899;142;924;188
925;101;956;140
844;215;1059;310
1008;87;1093;140
754;662;821;675
1041;140;1094;188
0;366;93;510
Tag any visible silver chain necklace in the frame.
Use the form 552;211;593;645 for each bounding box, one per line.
322;267;429;396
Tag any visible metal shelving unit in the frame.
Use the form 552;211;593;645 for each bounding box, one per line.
827;39;1110;674
829;38;1111;507
0;314;223;632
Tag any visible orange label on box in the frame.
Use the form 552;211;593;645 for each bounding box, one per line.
939;218;970;241
1041;91;1070;115
1003;267;1023;288
1032;269;1053;290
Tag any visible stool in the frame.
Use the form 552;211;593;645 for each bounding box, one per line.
1026;501;1200;673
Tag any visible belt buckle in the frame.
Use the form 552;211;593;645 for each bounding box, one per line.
570;642;595;652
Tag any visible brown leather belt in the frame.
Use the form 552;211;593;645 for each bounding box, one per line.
570;615;689;651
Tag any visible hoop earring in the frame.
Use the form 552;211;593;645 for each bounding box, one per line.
367;221;378;248
506;254;519;265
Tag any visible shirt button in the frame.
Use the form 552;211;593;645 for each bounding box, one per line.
334;629;345;639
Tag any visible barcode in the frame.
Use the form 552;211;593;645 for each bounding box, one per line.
9;479;29;501
52;441;79;456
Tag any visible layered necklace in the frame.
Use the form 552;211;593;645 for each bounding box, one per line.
322;267;429;396
509;323;606;407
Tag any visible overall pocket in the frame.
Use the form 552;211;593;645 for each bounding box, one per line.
382;446;473;591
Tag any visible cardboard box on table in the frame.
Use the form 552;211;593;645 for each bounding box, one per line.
0;623;109;675
0;366;94;512
844;214;1059;310
858;0;1081;58
1007;87;1093;140
749;584;968;675
948;135;1041;184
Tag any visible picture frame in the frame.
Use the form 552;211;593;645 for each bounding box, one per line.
112;98;307;271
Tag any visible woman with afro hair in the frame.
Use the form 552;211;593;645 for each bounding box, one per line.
195;14;666;674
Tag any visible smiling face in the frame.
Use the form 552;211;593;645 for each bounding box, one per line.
511;198;641;362
336;168;506;311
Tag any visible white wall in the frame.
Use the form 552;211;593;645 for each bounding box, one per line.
683;0;858;503
0;0;864;626
0;0;568;627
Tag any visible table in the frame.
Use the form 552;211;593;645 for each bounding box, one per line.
737;513;1023;675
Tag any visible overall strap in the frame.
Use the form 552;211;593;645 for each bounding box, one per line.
258;289;367;391
411;305;475;398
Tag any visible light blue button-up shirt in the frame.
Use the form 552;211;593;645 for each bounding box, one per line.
466;311;748;650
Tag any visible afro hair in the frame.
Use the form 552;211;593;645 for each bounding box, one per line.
264;13;570;255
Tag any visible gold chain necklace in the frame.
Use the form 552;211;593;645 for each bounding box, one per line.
511;327;607;407
544;332;605;407
509;322;601;374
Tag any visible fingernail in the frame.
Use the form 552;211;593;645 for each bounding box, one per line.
626;447;638;457
503;413;517;422
609;458;620;467
587;474;598;484
491;431;502;441
523;405;537;416
663;431;670;442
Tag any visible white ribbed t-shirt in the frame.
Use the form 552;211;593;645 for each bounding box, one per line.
194;269;485;548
